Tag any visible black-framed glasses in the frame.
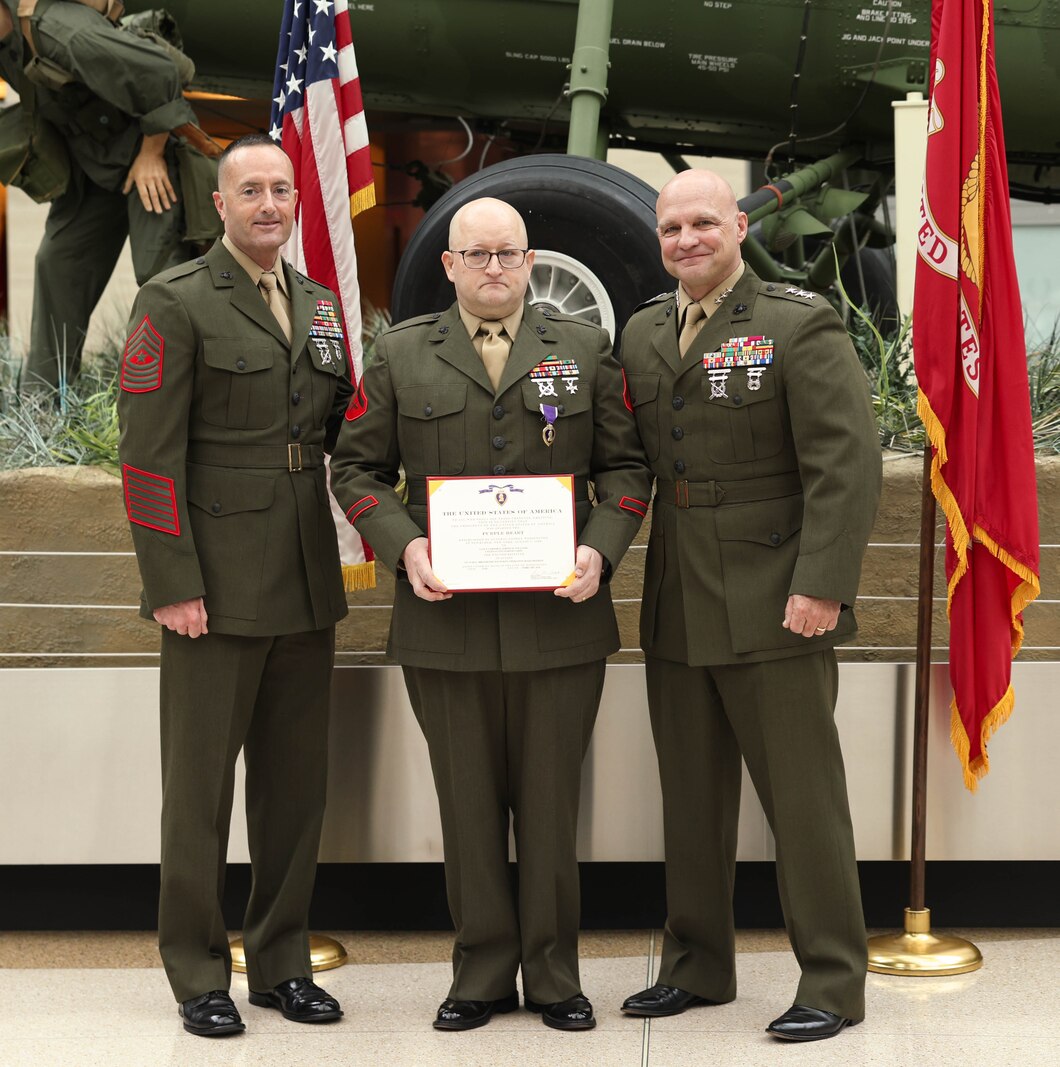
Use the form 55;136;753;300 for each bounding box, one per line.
449;248;529;269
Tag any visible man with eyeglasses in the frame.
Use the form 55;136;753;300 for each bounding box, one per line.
617;169;881;1041
330;196;651;1033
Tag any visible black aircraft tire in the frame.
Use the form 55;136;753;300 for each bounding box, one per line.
392;154;673;355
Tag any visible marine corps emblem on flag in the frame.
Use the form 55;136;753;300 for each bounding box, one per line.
121;316;164;393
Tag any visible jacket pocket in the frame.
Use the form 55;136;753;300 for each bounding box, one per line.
624;371;662;462
714;494;808;653
396;383;467;475
701;367;783;464
186;464;274;620
519;379;592;473
201;339;276;429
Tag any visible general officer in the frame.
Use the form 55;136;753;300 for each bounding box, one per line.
330;197;652;1033
618;169;881;1042
14;0;212;392
117;134;349;1037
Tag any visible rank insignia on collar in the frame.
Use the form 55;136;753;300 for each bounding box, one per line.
219;271;233;280
121;315;164;393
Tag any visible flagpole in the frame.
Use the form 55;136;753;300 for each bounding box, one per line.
866;447;982;975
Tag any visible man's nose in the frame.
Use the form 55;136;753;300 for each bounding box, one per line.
484;254;504;275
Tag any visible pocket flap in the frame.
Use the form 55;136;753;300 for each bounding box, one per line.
396;383;467;420
203;339;274;375
519;379;592;416
187;465;275;516
624;371;660;407
714;494;802;547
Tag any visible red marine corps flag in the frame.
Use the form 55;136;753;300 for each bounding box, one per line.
270;0;377;590
914;0;1040;790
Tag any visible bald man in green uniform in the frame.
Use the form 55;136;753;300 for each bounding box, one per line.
118;134;348;1037
14;0;209;391
330;197;651;1033
618;170;881;1042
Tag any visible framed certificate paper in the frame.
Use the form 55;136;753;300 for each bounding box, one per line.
426;474;578;592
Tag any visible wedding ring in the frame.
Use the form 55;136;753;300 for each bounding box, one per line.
814;626;827;633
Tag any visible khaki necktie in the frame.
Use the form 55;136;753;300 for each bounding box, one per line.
258;270;292;344
479;321;509;391
678;300;705;357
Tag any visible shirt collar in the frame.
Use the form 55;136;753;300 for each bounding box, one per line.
458;303;524;341
221;234;289;296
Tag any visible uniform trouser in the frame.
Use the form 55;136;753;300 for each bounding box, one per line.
24;154;186;392
402;661;605;1004
157;626;334;1003
646;650;867;1021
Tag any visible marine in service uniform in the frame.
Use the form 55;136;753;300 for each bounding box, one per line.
117;134;348;1037
16;0;209;391
618;169;881;1042
330;197;652;1033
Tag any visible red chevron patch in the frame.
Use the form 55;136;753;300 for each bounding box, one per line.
121;315;164;393
345;374;368;421
122;464;179;535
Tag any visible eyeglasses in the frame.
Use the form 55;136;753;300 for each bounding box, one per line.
449;248;529;269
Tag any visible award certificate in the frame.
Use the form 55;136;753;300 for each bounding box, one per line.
426;474;577;592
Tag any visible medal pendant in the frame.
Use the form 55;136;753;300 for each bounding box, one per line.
542;424;556;448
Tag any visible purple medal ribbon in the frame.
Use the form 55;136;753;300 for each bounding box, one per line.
540;403;558;447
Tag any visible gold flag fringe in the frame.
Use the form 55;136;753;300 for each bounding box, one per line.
917;392;1041;791
342;560;376;592
350;185;376;218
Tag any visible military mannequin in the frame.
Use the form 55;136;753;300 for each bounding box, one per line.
9;0;214;392
618;169;881;1042
117;134;349;1037
330;197;651;1032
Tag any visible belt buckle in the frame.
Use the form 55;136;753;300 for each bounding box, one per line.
287;443;303;472
674;480;690;509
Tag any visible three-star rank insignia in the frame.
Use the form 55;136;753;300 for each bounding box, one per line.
121;315;164;393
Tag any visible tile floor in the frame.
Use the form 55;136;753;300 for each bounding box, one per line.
0;929;1057;1066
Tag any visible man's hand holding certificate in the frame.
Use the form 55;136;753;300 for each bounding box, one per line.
423;474;587;594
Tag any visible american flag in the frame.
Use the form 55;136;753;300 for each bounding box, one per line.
270;0;377;590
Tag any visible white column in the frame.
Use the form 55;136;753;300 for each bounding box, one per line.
892;92;930;318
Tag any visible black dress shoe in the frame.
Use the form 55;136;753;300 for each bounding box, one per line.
621;983;712;1017
178;990;245;1037
433;991;519;1031
525;993;596;1031
766;1003;856;1041
248;977;343;1023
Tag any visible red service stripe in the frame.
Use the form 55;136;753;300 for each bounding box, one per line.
346;496;378;524
619;496;648;516
122;464;179;535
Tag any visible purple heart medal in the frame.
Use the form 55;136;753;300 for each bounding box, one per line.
540;404;558;447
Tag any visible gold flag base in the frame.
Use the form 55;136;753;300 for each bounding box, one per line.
229;934;348;975
867;908;983;975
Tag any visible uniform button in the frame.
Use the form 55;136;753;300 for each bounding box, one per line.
767;284;776;292
99;115;109;125
492;436;507;450
292;392;301;405
424;404;433;416
236;359;246;370
211;502;221;514
291;425;302;438
492;404;505;419
769;532;781;545
558;404;565;414
674;460;686;474
672;426;684;440
733;395;743;406
672;396;684;410
492;464;506;476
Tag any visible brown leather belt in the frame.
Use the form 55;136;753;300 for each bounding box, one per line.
405;475;590;506
657;471;802;508
187;442;324;472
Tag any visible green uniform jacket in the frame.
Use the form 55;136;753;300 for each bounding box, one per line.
28;0;195;190
330;301;653;672
619;267;882;666
117;241;350;637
